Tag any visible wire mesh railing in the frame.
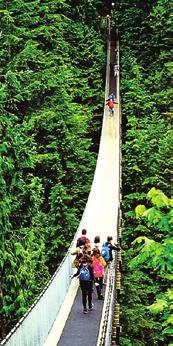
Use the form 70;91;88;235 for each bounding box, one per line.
0;250;75;346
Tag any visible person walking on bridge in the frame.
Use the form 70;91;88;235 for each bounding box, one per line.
93;235;101;252
76;229;90;248
92;248;106;300
107;93;116;102
73;255;94;314
113;63;119;77
104;236;120;264
106;97;118;116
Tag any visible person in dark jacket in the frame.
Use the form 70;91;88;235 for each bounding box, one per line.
73;255;94;314
105;236;120;262
107;93;116;102
76;229;90;248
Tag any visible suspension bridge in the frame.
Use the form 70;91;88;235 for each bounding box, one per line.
1;23;122;346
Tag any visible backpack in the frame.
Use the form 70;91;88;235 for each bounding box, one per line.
83;243;91;254
93;259;104;278
101;243;110;262
79;264;91;281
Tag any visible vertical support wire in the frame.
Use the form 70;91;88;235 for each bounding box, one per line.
96;16;112;346
111;28;122;346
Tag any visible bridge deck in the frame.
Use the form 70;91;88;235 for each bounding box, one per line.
44;38;118;346
58;285;105;346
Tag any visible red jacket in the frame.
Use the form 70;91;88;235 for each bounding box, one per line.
76;236;90;247
106;100;117;108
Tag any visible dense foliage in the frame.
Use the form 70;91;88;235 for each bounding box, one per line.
0;0;107;339
111;0;172;345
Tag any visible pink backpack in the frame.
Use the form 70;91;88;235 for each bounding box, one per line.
93;258;104;278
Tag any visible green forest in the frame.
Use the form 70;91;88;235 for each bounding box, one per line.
0;0;172;345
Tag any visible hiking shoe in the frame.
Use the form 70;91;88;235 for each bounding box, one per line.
83;309;88;314
88;304;93;311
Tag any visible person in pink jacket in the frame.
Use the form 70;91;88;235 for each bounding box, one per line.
92;248;107;299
